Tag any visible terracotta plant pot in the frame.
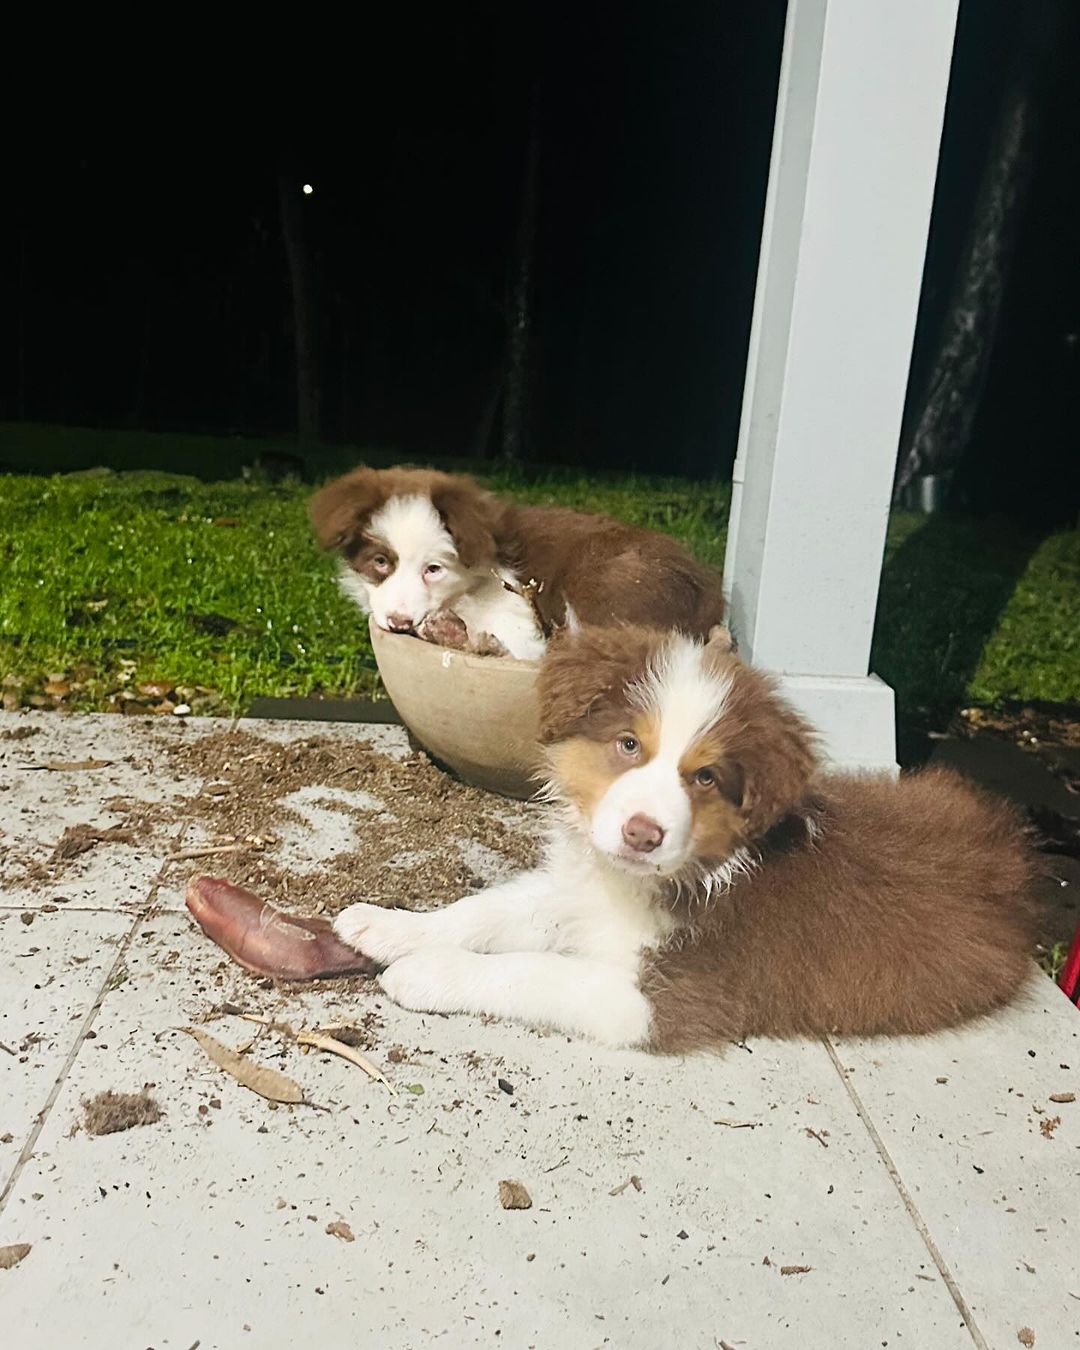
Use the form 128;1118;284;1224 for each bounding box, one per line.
369;620;543;799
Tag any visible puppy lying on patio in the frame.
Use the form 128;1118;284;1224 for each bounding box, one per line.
328;625;1041;1051
309;466;725;659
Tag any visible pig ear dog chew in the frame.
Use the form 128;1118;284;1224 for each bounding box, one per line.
185;875;379;980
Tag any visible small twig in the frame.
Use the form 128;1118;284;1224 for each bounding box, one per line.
492;570;553;639
0;1041;16;1057
804;1127;829;1149
713;1118;760;1130
297;1030;397;1097
237;1012;294;1035
543;1155;570;1173
237;1013;396;1096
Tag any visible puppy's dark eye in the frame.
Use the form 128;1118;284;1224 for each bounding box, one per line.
616;734;640;757
373;555;391;573
693;767;717;789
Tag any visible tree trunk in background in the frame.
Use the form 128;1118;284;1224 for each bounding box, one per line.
17;224;27;419
277;174;321;445
893;7;1060;502
501;88;541;463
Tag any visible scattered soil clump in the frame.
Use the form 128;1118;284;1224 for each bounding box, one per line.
82;1089;164;1136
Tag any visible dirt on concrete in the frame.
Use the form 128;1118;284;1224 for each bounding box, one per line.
156;730;540;916
82;1089;164;1136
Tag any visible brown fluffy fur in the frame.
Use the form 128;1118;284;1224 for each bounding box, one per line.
644;769;1041;1053
541;624;1042;1053
309;466;726;636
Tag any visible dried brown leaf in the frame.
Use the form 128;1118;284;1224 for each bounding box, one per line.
780;1265;813;1276
326;1221;355;1242
1049;1092;1075;1104
1018;1328;1035;1347
0;1244;31;1270
498;1180;532;1210
609;1174;643;1196
184;1027;304;1104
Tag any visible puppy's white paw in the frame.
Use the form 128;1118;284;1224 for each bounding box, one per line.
333;903;423;965
378;948;474;1015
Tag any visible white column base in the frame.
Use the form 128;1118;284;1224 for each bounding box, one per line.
776;672;898;777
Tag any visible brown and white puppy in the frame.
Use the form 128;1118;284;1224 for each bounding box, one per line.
309;466;725;659
334;625;1040;1051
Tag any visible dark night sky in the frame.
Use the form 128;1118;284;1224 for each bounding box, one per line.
3;1;1078;518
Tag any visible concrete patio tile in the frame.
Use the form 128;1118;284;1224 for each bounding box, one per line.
0;908;133;1193
0;913;970;1350
830;980;1080;1350
3;711;1078;1349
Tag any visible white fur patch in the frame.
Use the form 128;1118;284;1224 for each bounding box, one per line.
337;835;669;1047
628;634;734;753
336;559;372;612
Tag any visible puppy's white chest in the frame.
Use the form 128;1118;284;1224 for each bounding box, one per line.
540;840;674;968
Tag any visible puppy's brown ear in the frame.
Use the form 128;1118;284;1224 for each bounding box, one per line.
537;624;655;745
309;469;386;553
721;664;818;838
429;479;503;569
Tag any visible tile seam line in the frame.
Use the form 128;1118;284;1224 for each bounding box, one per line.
0;905;147;1214
823;1037;991;1350
0;827;186;1216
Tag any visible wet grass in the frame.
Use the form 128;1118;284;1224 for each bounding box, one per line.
0;465;1076;719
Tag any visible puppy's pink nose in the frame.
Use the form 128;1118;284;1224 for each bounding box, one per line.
622;813;664;853
386;612;415;633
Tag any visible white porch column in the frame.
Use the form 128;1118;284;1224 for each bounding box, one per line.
723;0;959;773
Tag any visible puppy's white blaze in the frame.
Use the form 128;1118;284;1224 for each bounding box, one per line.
591;636;734;875
368;494;457;566
365;494;460;628
628;633;733;755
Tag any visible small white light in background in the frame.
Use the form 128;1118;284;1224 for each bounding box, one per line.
302;183;314;195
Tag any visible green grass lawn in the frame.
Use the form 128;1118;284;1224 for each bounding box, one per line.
1;464;1077;721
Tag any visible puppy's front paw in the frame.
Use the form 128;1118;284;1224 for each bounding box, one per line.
333;903;423;966
378;947;474;1015
469;631;509;657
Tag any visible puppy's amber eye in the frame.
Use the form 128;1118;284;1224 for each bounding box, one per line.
616;734;640;757
693;767;717;789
